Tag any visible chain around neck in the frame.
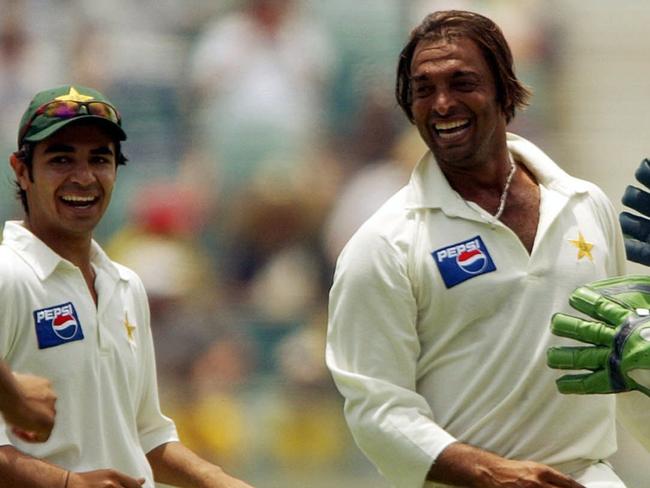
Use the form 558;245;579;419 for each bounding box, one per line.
492;153;517;220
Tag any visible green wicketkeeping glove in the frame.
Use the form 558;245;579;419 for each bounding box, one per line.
547;275;650;396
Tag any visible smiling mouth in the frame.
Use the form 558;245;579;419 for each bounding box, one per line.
434;119;471;139
60;195;99;208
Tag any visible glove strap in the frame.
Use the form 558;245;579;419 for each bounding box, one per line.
610;314;650;390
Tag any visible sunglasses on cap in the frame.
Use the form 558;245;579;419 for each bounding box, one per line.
18;99;121;145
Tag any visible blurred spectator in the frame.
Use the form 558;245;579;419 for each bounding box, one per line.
188;0;337;197
106;181;214;297
218;150;338;296
105;181;223;383
309;0;405;140
166;333;255;473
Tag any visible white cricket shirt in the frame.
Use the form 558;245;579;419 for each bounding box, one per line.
327;134;631;487
0;221;178;488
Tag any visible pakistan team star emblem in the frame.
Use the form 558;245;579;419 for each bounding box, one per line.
124;312;136;344
55;86;94;102
569;231;594;261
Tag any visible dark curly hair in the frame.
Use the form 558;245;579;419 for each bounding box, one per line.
395;10;531;124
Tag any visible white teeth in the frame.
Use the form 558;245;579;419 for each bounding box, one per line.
62;195;95;202
435;119;469;131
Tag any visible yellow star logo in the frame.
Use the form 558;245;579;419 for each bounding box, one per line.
569;231;594;261
55;86;94;102
124;312;136;342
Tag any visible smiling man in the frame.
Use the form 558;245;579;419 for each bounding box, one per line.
325;10;645;488
0;85;254;488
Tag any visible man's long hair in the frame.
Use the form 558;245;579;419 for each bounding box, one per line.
395;10;531;123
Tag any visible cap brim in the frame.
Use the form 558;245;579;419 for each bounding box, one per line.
23;115;127;144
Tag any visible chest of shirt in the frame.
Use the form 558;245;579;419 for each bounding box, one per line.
9;268;142;393
408;192;613;340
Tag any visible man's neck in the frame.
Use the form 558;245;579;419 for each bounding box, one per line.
25;221;99;305
23;220;93;270
441;156;513;198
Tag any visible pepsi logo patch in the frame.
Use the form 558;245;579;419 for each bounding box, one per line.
432;236;496;288
33;302;84;349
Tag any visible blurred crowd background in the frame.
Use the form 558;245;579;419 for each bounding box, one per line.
1;0;650;486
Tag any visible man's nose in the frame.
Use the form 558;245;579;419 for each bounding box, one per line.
70;161;95;185
433;90;455;116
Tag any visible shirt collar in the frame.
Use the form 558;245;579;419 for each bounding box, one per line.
405;132;590;210
1;220;128;282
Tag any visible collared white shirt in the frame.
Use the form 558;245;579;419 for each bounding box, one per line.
327;134;630;487
0;221;178;488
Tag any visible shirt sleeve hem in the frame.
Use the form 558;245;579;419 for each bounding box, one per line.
140;424;180;454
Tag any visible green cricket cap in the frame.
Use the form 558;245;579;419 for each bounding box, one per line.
18;85;127;147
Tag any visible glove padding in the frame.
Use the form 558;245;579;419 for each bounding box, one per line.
548;275;650;395
621;158;650;265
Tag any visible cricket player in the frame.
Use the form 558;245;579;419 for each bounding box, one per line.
0;85;254;487
326;9;650;488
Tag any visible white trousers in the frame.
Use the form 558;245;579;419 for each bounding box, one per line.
571;462;626;488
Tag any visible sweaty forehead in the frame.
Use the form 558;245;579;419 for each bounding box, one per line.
410;36;487;77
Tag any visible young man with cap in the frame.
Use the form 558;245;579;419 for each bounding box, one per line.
0;85;254;487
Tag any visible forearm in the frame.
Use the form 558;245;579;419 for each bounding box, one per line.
427;442;483;485
147;441;252;488
427;442;585;488
147;442;219;487
0;445;67;488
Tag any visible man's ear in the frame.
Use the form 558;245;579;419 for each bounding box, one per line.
9;153;30;190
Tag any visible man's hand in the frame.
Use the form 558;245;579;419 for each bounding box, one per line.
548;275;650;395
68;469;145;487
428;442;585;487
1;373;56;442
621;158;650;265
